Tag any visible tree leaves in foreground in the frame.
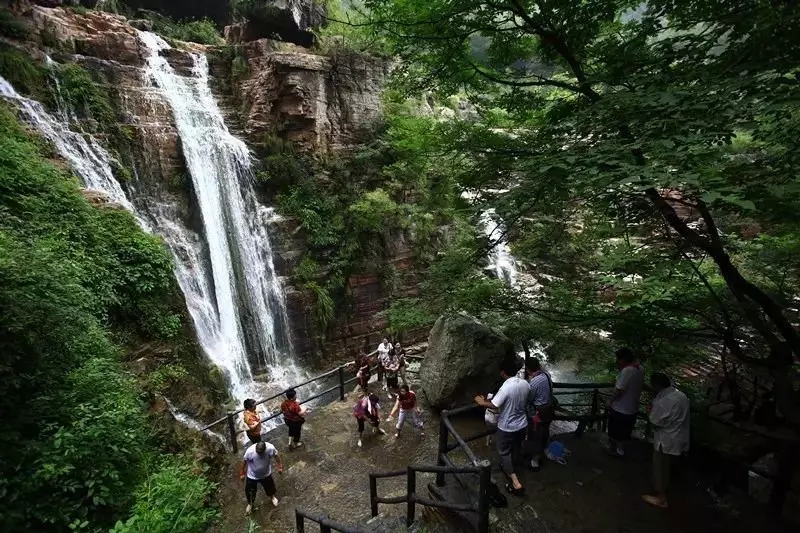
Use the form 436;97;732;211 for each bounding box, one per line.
366;0;800;423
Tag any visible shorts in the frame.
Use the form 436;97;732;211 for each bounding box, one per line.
286;419;303;441
357;416;380;433
247;433;261;445
608;408;637;441
386;375;399;389
245;475;276;502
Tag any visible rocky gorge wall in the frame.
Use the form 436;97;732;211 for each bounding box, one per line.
209;35;430;365
9;2;430;372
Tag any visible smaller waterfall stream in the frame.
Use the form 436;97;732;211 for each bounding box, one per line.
0;77;135;213
479;209;518;286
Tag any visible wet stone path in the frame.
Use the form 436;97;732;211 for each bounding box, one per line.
213;393;788;533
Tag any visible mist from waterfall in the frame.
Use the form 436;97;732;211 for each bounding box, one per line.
138;31;304;399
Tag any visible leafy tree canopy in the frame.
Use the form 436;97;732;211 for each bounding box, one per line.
364;0;800;423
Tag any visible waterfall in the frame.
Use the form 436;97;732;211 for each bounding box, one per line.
137;31;304;397
0;76;135;213
479;208;518;286
2;47;304;406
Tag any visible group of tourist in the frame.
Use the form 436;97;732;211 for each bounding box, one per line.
475;347;691;509
237;337;424;514
237;342;690;515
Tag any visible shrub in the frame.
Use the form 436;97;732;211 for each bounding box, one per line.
52;63;115;126
0;10;27;39
0;45;46;98
0;98;213;532
110;457;218;533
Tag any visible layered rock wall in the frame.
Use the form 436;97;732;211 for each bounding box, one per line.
227;38;389;151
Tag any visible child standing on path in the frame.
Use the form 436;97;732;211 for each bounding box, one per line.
354;393;386;448
242;398;263;445
280;388;307;449
386;385;424;438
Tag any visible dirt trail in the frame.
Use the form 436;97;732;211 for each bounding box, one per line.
212;392;788;533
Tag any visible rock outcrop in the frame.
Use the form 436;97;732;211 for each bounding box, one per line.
227;0;325;47
219;38;389;151
420;314;517;409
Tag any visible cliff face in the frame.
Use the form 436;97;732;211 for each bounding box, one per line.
219;38;390;151
19;5;426;370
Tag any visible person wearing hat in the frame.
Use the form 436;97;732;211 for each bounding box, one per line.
239;440;284;515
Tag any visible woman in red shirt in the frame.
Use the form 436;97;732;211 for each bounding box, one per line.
280;388;307;449
387;385;424;439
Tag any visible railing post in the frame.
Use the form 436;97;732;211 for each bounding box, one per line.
369;473;378;517
590;388;599;430
338;366;346;401
406;466;416;527
226;412;238;453
295;509;305;533
477;460;491;533
320;523;332;533
436;413;449;486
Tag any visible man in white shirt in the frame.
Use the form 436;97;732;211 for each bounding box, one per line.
376;338;391;391
605;347;644;457
642;372;690;509
239;441;284;515
474;358;530;495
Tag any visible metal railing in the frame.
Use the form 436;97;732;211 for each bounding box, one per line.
202;364;370;451
294;509;365;533
368;463;491;532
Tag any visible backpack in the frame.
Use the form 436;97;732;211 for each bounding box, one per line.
537;372;558;423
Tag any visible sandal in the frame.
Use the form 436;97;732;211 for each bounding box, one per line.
505;482;526;497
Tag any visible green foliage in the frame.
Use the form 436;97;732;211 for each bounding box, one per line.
0;10;28;39
0;44;46;99
52;62;116;127
314;0;391;55
271;108;459;334
0;101;214;531
136;10;223;45
110;457;218;533
147;364;189;393
365;0;800;421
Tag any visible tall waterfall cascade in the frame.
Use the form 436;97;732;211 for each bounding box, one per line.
0;41;305;405
138;30;304;399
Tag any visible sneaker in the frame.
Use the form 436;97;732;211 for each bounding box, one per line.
294;441;304;448
530;458;541;471
271;496;279;507
357;439;362;448
615;445;625;457
287;437;293;447
378;428;386;435
394;432;400;438
245;504;252;516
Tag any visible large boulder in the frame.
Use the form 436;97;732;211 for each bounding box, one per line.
420;314;517;409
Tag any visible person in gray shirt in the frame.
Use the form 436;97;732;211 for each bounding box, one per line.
475;358;530;496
